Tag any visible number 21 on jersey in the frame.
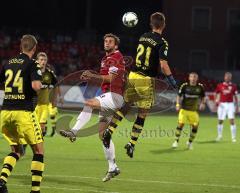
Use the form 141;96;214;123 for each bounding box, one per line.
136;44;152;70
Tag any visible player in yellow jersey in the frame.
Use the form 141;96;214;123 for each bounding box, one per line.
35;52;57;136
0;34;44;193
172;72;206;150
102;12;177;158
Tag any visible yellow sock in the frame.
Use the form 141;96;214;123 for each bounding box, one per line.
31;154;44;193
0;152;19;183
108;110;124;133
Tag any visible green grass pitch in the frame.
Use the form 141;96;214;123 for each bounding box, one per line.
0;113;240;193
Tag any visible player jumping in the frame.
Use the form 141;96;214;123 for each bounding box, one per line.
102;12;177;158
172;72;206;150
0;35;44;193
215;72;238;142
59;33;125;182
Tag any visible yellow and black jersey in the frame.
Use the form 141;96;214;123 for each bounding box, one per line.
37;66;57;105
41;67;57;89
133;31;168;77
179;82;205;111
0;53;42;111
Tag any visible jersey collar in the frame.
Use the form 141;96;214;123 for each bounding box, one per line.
20;52;30;59
106;50;119;56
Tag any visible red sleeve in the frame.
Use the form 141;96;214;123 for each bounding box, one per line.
233;85;238;95
215;84;221;93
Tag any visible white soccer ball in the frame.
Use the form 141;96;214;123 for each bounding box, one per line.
122;12;138;27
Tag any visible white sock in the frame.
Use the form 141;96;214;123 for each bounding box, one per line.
217;124;223;137
71;106;93;135
103;140;117;172
230;124;237;139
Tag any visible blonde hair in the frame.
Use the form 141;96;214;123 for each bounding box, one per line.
36;52;48;60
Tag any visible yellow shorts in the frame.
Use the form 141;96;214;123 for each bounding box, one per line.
124;72;155;109
178;109;199;126
48;103;58;118
1;110;43;145
35;104;49;124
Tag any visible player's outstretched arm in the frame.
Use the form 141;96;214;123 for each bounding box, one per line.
80;70;117;83
101;73;117;83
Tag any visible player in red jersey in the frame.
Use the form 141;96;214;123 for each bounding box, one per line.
60;33;125;181
215;72;238;142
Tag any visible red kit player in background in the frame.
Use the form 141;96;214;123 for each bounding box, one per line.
215;72;238;142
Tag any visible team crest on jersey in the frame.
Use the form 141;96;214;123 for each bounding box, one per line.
196;88;200;92
43;75;50;81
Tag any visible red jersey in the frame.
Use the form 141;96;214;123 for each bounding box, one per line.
215;82;238;103
100;50;125;95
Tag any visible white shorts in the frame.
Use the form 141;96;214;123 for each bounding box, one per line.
217;102;235;120
95;92;124;122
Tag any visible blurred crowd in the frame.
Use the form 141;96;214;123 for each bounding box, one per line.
0;29;218;91
0;30;103;80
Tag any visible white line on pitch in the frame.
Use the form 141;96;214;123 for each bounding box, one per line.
8;183;120;193
13;173;240;189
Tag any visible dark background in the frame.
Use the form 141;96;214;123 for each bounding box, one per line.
0;0;240;87
0;0;162;34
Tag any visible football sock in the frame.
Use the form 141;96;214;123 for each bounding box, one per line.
71;106;93;135
50;115;56;136
217;124;223;137
31;154;44;193
108;110;124;134
189;127;198;143
0;152;19;183
129;116;145;146
175;126;183;142
230;124;237;139
103;140;117;172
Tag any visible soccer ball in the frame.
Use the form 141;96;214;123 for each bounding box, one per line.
122;12;138;27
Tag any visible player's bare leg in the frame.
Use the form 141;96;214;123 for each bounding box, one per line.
216;120;224;141
11;144;27;157
229;119;237;142
172;123;184;148
40;123;47;137
99;121;120;182
60;98;101;142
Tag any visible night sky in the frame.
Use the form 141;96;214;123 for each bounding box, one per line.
0;0;163;34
